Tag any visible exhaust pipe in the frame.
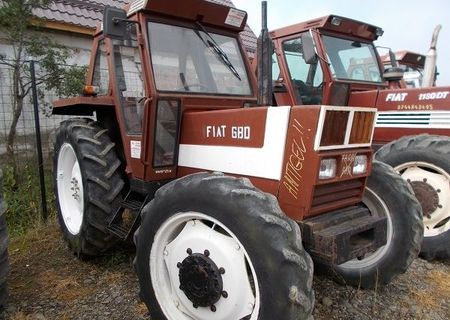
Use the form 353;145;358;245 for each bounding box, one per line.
257;1;273;106
422;24;442;87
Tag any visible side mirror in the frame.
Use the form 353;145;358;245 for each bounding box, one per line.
388;49;399;68
103;6;127;40
383;67;404;82
301;32;318;64
273;80;287;93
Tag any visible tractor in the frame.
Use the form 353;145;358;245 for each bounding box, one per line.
269;15;449;260
381;50;428;88
52;1;422;319
380;24;441;89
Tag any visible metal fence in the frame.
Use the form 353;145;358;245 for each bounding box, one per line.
0;62;73;164
0;60;82;221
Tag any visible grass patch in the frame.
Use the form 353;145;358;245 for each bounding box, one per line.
1;163;56;237
410;268;450;310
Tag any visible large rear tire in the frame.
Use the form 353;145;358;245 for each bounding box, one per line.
332;160;423;288
53;119;124;257
134;172;315;320
375;134;450;260
0;176;10;307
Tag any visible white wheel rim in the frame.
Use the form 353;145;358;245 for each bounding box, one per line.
57;143;84;235
338;187;393;269
150;212;260;320
395;161;450;237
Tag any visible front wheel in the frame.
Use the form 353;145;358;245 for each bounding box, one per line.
333;160;423;288
134;173;314;320
375;134;450;260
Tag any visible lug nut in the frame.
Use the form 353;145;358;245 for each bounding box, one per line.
211;305;216;312
193;303;198;309
187;248;192;255
222;291;228;298
423;178;427;183
219;267;225;274
177;262;182;268
204;250;210;257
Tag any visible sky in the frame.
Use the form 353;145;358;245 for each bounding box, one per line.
233;0;450;85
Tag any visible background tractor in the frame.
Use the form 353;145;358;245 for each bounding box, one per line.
380;24;442;89
268;14;448;261
51;1;422;319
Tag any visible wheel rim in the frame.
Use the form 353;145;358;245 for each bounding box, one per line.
56;143;84;235
150;212;260;320
395;161;450;237
338;187;393;269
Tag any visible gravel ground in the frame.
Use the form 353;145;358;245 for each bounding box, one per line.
2;222;449;320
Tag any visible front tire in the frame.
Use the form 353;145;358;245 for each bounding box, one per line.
375;134;450;260
333;160;423;288
53;119;124;257
134;172;315;320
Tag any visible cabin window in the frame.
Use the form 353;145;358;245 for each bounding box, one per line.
282;35;324;105
153;100;180;167
92;40;109;95
322;35;382;83
112;25;145;134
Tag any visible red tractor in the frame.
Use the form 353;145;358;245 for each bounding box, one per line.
269;15;449;260
52;1;422;319
381;50;427;88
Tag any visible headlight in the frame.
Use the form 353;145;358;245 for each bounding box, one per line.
353;155;368;175
319;158;337;180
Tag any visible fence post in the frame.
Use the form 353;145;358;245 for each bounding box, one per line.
30;60;48;221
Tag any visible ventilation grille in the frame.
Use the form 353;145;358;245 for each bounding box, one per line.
315;106;376;151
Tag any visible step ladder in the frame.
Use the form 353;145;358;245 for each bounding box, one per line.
107;190;149;241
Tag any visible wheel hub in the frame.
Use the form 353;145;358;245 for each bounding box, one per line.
161;217;258;320
397;163;450;237
409;180;439;217
71;177;81;200
178;251;224;308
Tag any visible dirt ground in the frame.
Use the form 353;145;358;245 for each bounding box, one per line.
2;222;450;320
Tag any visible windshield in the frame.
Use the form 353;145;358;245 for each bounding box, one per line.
148;22;252;95
322;35;382;83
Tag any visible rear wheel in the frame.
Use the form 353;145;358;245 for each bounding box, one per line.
333;161;423;288
375;134;450;260
134;172;315;320
53;119;124;257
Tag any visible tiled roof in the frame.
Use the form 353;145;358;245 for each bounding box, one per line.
33;0;257;54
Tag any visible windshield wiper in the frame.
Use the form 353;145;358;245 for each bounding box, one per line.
195;21;241;81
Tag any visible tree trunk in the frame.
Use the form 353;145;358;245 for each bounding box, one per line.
6;66;24;184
